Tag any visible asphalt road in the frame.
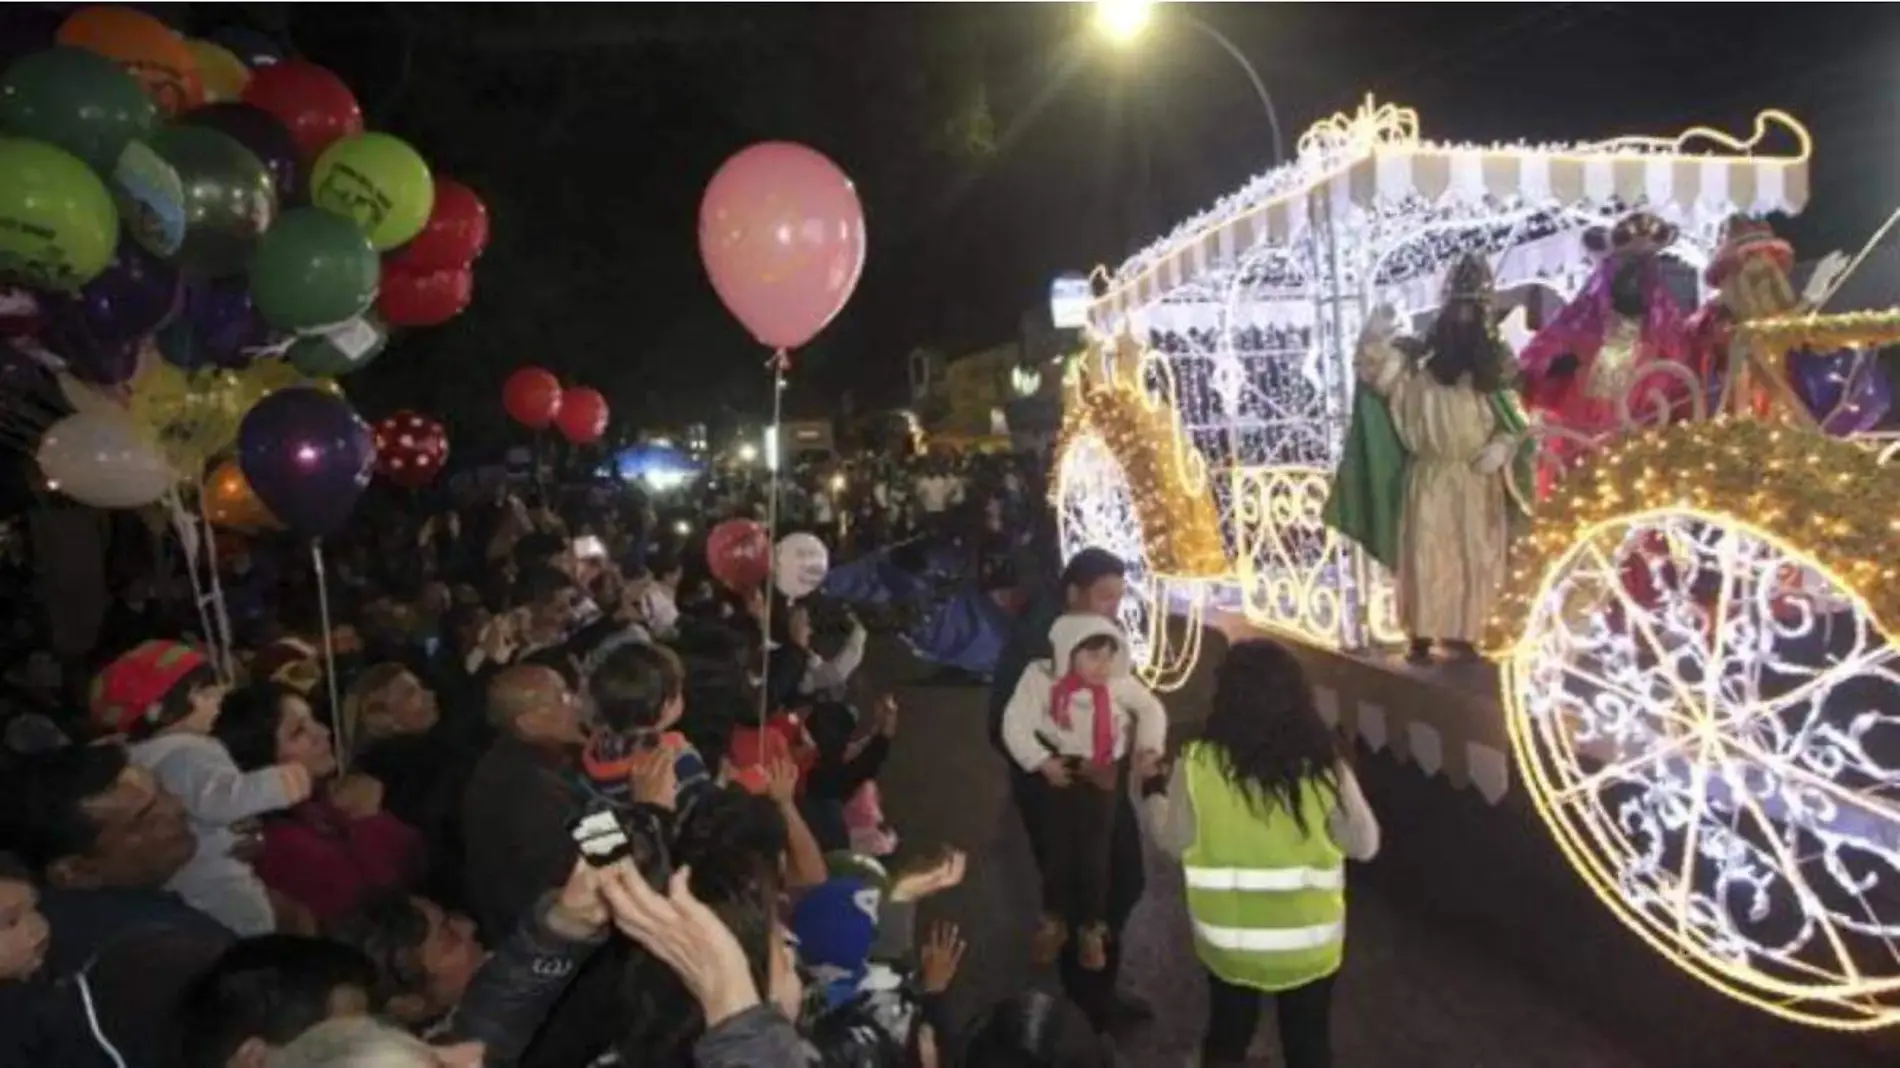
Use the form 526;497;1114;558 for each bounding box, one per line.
856;631;1900;1067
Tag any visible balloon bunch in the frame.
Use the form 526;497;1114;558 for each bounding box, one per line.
502;366;611;445
372;409;449;489
0;8;479;536
704;521;831;601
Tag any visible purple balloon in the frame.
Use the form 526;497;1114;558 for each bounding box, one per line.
181;103;304;204
41;239;181;344
158;277;271;370
238;387;374;537
1792;348;1892;437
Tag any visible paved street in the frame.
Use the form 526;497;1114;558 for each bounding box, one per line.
856;632;1900;1067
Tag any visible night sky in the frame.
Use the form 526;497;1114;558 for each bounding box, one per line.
195;4;1900;452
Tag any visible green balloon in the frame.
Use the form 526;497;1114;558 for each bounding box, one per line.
0;136;118;290
310;132;434;251
139;126;277;277
250;207;380;332
288;314;390;376
0;47;156;176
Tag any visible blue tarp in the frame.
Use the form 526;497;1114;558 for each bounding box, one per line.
903;587;1010;675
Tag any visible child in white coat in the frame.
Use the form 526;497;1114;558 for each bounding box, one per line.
1001;612;1166;970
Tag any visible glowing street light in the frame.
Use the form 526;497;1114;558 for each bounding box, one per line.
737;442;760;464
1093;0;1154;45
1090;0;1283;165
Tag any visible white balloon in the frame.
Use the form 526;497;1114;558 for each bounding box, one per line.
55;373;124;418
37;410;176;509
774;532;830;600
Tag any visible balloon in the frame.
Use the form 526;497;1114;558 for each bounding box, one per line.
56;6;202;117
0;46;156;174
377;264;470;327
129;125;275;276
1792;349;1893;437
41;237;179;345
386;178;488;272
706;518;770;593
237;386;373;536
310;132;434;251
249;207;379;331
37;407;174;507
186;39;248;104
774;532;830;600
156;276;267;370
240;59;361;163
286;315;388;376
181;102;301;203
205;457;279;530
554;386;608;444
0;136;119;290
372;410;449;489
208;27;282;70
698;142;866;350
502;367;562;429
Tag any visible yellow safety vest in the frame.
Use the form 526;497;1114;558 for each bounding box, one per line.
1181;741;1346;992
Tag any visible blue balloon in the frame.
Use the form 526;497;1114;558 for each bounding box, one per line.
237;387;374;537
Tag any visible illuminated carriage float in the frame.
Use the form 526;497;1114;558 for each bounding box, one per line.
1056;98;1900;1028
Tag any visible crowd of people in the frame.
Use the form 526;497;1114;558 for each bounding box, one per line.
0;443;1381;1068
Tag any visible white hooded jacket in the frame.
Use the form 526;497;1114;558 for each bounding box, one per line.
1000;612;1168;772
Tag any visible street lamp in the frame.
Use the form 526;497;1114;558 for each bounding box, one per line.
1092;0;1285;166
1093;0;1153;44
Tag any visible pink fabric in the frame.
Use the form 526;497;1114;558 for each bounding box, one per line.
1517;255;1695;444
255;800;422;922
1050;672;1115;767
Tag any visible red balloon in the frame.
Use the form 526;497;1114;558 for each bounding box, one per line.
241;59;363;163
387;179;490;272
378;265;473;328
372;410;449;489
706;518;770;593
503;367;562;429
554;386;608;444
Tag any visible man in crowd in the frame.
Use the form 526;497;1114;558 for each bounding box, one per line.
0;745;235;1064
176;935;379;1068
987;547;1151;1034
462;663;589;938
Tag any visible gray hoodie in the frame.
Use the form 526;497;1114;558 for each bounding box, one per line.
128;732;291;935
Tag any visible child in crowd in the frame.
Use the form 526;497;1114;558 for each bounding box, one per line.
91;640;313;935
583;643;714;813
1001;613;1166;971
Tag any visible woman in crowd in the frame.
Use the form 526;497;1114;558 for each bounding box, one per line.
1151;639;1381;1068
215;682;422;925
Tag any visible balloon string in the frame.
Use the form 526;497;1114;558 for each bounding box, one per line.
312;539;347;773
757;357;788;735
196;479;236;683
166;489;223;679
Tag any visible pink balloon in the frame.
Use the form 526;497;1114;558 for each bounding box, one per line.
698;142;866;351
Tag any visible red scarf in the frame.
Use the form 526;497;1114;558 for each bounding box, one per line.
1050;672;1115;767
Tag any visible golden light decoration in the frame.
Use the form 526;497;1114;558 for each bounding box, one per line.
1052;348;1226;579
1486;418;1900;655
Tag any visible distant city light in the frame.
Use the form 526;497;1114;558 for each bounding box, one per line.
737;442;760;464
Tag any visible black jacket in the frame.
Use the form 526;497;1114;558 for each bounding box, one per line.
985;591;1061;754
438;891;610;1068
462;733;587;939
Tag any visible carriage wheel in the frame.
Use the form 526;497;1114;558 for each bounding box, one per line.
1503;506;1900;1028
